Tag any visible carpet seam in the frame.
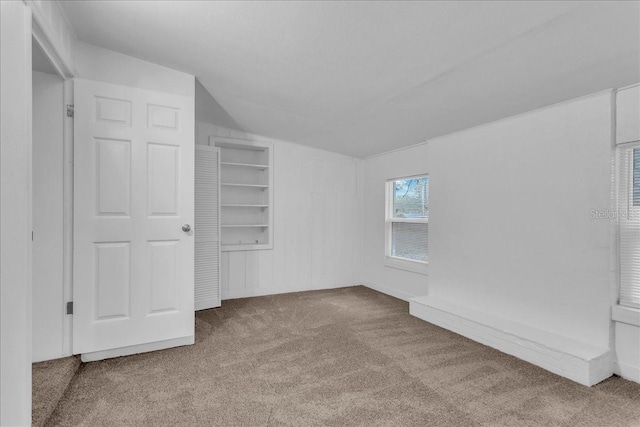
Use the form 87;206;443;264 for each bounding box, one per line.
43;358;85;427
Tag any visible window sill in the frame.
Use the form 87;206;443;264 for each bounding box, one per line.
384;256;429;276
612;304;640;327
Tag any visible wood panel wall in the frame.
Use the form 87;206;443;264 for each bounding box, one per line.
196;122;363;299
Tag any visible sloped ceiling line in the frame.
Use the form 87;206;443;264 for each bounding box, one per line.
61;1;639;158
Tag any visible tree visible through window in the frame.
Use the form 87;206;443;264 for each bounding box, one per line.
386;176;429;264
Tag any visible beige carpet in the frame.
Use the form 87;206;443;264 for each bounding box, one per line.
44;287;640;426
33;355;81;427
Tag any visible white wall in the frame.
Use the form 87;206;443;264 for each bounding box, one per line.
195;78;243;132
1;2;33;425
197;122;363;299
32;71;67;362
73;40;194;97
363;91;615;351
361;143;432;300
616;84;640;144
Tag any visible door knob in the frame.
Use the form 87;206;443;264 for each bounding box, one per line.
182;224;191;232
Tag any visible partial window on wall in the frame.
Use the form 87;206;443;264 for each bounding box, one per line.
633;148;639;207
385;175;429;274
619;144;640;308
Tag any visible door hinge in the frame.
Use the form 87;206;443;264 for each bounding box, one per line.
66;301;73;315
32;231;34;241
66;104;74;118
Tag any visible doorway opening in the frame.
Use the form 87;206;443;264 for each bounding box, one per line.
32;37;69;363
31;35;79;426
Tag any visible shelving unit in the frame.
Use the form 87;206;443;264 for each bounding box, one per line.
221;204;268;208
221;183;269;189
221;162;269;170
212;136;273;251
221;224;269;228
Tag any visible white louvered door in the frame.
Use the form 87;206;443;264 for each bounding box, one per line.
195;145;221;310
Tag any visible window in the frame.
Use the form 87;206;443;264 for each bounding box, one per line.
619;144;640;308
633;148;639;207
385;175;429;274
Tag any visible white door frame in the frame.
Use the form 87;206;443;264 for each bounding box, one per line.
31;7;77;357
1;3;33;424
2;2;74;423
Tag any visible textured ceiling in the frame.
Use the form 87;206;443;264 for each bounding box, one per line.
61;1;640;158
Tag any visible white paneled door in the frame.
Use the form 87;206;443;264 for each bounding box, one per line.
73;79;195;355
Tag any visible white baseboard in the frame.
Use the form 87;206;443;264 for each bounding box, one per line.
409;295;611;387
361;281;415;302
222;283;357;301
614;360;640;383
81;336;194;362
195;298;220;311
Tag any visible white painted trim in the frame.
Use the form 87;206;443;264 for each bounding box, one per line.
617;140;640;149
618;82;640;92
31;22;71;79
383;256;429;276
612;305;640;327
54;0;78;40
81;335;194;362
62;79;74;356
195;298;220;311
614;360;640;383
616;141;640;311
30;10;75;359
1;3;33;424
364;139;429;161
409;296;612;386
386;217;429;224
222;283;357;301
203;124;362;164
361;281;415;302
609;89;618;375
212;136;274;251
384;175;429;275
28;1;76;79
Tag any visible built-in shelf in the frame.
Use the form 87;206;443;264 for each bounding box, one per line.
212;136;274;252
221;162;269;170
221;183;268;189
221;224;269;228
221;204;269;208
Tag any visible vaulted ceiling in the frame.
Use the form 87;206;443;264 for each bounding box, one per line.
61;1;639;158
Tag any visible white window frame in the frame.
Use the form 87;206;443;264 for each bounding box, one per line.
384;174;429;275
617;142;640;310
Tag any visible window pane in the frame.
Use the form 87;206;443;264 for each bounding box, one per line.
393;176;429;218
634;148;639;207
391;222;428;262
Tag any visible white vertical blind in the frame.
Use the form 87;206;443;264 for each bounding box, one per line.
195;145;221;310
619;144;640;308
